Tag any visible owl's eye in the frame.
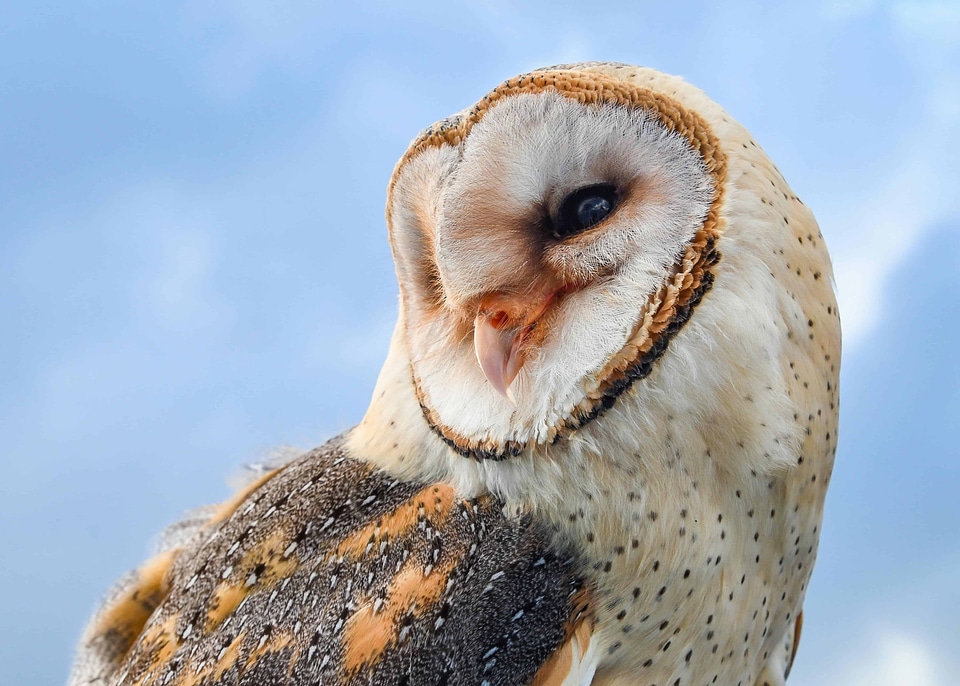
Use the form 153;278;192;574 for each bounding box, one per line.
554;184;619;238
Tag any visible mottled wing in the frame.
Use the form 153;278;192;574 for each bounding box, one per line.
71;439;591;686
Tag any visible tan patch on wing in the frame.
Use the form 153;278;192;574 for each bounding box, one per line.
128;613;181;685
204;582;249;632
786;610;803;677
237;528;301;583
531;597;594;686
341;549;462;672
212;632;245;681
86;549;178;666
334;483;456;558
206;469;282;526
244;631;294;669
531;638;575;686
205;527;302;631
173;631;247;686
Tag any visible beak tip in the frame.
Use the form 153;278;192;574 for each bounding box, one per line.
474;314;523;404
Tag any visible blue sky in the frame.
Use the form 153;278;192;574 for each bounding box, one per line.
1;2;958;684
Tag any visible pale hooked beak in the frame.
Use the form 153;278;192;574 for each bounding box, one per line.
473;287;559;403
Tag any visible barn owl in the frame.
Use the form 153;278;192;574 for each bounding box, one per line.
70;63;840;686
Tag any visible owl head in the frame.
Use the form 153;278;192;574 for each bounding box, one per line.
378;63;833;476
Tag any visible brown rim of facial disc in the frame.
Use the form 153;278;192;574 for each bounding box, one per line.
390;69;728;462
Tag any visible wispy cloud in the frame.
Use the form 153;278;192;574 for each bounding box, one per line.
797;629;950;686
827;151;955;349
838;631;944;686
816;0;960;349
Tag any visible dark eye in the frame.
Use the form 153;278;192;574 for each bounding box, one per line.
554;184;619;238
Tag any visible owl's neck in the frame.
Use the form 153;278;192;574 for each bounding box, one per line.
347;321;733;558
347;297;800;497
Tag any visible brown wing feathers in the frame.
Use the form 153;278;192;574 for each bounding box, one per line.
80;438;587;685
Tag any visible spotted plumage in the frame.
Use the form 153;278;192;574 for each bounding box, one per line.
72;62;840;686
72;439;590;686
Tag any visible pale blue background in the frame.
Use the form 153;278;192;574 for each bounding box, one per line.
1;2;958;684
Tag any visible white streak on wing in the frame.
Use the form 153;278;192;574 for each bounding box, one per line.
561;631;599;686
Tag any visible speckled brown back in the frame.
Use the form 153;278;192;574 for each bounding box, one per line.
77;439;587;686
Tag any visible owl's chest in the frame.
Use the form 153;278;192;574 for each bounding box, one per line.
545;463;820;685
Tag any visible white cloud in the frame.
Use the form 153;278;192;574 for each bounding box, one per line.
795;549;960;685
815;1;960;350
799;630;947;686
827;156;952;349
